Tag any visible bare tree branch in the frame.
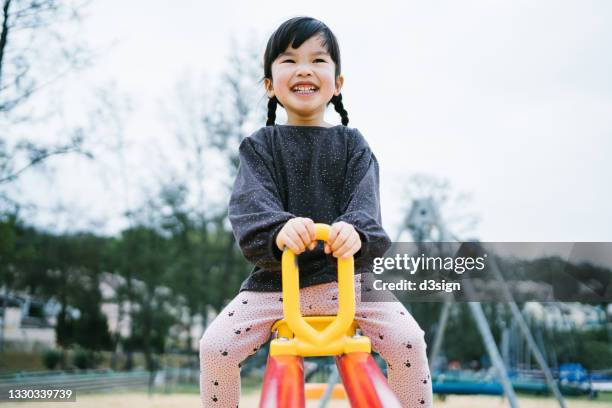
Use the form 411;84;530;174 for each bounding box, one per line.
0;132;93;184
0;0;12;87
0;0;93;195
0;0;91;114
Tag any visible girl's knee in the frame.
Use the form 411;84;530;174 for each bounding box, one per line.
397;312;427;347
199;332;212;358
199;324;260;367
379;328;428;371
407;327;427;351
387;323;427;355
199;328;224;360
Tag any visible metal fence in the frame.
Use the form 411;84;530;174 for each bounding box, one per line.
0;369;151;396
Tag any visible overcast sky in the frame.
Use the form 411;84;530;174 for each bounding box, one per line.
11;0;612;242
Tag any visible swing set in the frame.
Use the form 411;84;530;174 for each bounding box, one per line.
258;223;402;407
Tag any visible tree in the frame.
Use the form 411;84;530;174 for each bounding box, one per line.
204;36;267;185
118;198;175;370
156;38;266;348
201;37;266;306
0;0;93;205
0;0;90;114
0;212;26;350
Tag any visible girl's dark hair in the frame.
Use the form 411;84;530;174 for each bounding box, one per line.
263;17;349;126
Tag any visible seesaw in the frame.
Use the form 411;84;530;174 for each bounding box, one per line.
258;223;402;407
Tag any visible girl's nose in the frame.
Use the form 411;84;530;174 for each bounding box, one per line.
295;63;313;76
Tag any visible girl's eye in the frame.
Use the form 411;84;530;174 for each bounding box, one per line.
281;59;295;63
314;58;326;63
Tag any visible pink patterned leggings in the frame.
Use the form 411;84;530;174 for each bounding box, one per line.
199;275;433;407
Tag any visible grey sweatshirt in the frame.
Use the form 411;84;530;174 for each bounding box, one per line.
228;124;391;292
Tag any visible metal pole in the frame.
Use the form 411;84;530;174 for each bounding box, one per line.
501;325;510;369
428;300;452;372
319;364;339;408
485;250;568;408
468;302;520;408
508;302;567;408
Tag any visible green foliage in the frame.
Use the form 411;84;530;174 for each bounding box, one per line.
72;347;100;370
42;350;62;370
0;181;247;369
445;304;487;362
575;340;612;370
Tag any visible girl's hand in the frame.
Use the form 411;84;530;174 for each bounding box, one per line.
276;217;317;254
324;221;362;259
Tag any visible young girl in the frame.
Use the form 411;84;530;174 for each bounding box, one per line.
200;17;433;407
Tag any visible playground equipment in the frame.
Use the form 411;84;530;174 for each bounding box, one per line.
258;223;402;408
402;197;568;408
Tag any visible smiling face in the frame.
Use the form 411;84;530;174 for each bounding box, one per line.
264;34;344;126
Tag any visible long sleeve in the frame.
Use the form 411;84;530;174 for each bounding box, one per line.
228;136;295;271
333;132;391;259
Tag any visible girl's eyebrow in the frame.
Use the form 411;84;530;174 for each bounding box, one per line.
278;50;330;58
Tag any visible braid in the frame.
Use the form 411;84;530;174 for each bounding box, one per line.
331;93;349;126
266;96;277;126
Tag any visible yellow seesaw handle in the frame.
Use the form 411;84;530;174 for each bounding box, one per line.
281;223;355;346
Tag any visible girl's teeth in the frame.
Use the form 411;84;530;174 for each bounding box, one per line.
293;87;316;93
